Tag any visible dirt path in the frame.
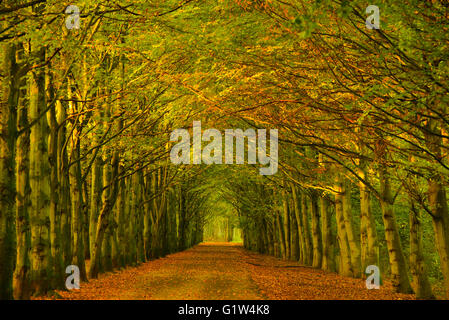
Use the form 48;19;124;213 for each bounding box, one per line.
44;242;415;300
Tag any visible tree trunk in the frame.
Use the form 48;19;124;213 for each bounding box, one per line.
334;178;353;277
409;201;434;299
342;180;361;277
310;191;322;268
29;46;52;295
290;196;300;260
281;186;291;259
116;165;126;268
143;172;152;260
378;166;413;293
359;169;379;271
301;190;312;265
88;151;119;278
276;210;286;259
13;44;29;300
291;184;305;264
425;121;449;298
46;67;64;289
68;80;87;281
89;156;102;259
100;156;113;272
135;171;145;263
55;100;71;268
320;195;335;272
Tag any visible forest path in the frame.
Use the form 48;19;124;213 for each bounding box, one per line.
46;243;415;300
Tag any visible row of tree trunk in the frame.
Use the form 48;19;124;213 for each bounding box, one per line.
0;40;204;300
241;175;438;299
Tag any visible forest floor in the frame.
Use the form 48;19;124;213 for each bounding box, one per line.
37;242;415;300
